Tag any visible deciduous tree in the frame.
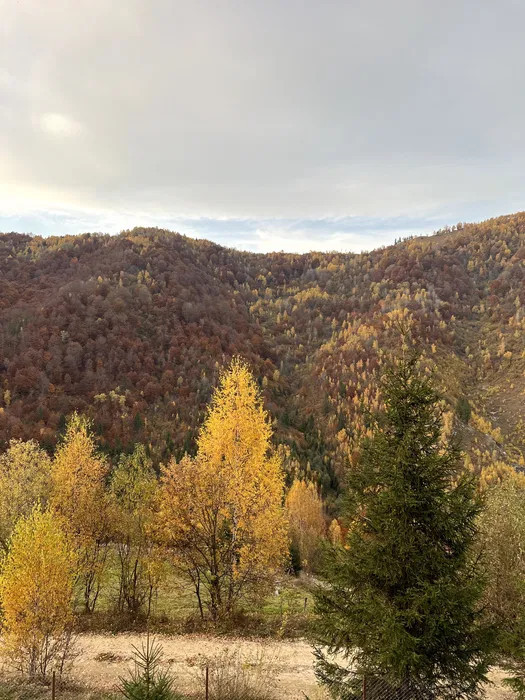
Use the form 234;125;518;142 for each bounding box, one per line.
285;479;325;572
109;444;163;617
0;506;76;680
159;358;288;621
0;439;52;550
477;479;525;696
328;518;342;546
51;413;110;613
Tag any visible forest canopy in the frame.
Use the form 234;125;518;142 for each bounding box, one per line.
0;213;524;503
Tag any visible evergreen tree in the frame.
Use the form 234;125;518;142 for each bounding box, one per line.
314;355;493;699
118;634;181;699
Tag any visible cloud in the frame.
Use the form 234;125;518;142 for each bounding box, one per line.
0;201;509;254
38;112;83;137
1;0;525;250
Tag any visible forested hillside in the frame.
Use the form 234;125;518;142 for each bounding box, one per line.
1;213;524;502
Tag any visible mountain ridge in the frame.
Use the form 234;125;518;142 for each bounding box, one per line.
1;212;524;503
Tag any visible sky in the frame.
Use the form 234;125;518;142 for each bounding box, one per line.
1;0;525;253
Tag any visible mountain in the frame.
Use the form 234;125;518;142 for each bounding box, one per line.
1;213;524;504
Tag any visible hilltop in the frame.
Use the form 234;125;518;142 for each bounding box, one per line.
0;213;524;503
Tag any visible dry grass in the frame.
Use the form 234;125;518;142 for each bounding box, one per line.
189;646;280;700
0;634;515;700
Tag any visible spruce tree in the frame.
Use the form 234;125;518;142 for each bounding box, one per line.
314;355;493;699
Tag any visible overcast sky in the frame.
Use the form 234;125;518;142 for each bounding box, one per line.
1;0;525;252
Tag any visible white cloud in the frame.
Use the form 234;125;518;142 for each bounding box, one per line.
38;112;83;137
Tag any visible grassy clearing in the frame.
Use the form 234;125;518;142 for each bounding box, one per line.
75;551;316;638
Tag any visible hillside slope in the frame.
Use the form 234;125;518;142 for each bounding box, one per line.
0;214;524;499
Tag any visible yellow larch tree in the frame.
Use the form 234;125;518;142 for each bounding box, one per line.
158;358;288;621
0;439;52;550
0;506;77;680
50;413;110;613
285;479;326;571
328;518;343;546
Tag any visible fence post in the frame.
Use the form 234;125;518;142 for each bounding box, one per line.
52;670;56;700
362;673;367;700
205;664;209;700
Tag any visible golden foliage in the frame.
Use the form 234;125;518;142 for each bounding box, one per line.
0;506;76;679
328;518;342;546
50;413;110;613
479;460;525;490
285;479;326;571
0;439;52;550
159;358;288;620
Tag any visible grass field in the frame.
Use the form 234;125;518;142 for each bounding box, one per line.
74;551;316;638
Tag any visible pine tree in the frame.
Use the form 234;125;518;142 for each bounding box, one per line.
314;355;493;699
118;633;180;699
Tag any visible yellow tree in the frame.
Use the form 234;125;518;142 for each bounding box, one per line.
109;444;163;617
0;506;76;679
0;439;52;550
51;413;110;613
159;358;288;621
285;479;326;571
328;518;342;546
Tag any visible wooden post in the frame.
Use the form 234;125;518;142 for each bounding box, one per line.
304;596;308;611
205;664;209;700
51;670;56;700
362;674;367;700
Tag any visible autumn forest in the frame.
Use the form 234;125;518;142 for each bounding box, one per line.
1;213;524;499
0;213;524;698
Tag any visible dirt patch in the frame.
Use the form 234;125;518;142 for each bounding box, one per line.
73;633;320;698
2;633;515;699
